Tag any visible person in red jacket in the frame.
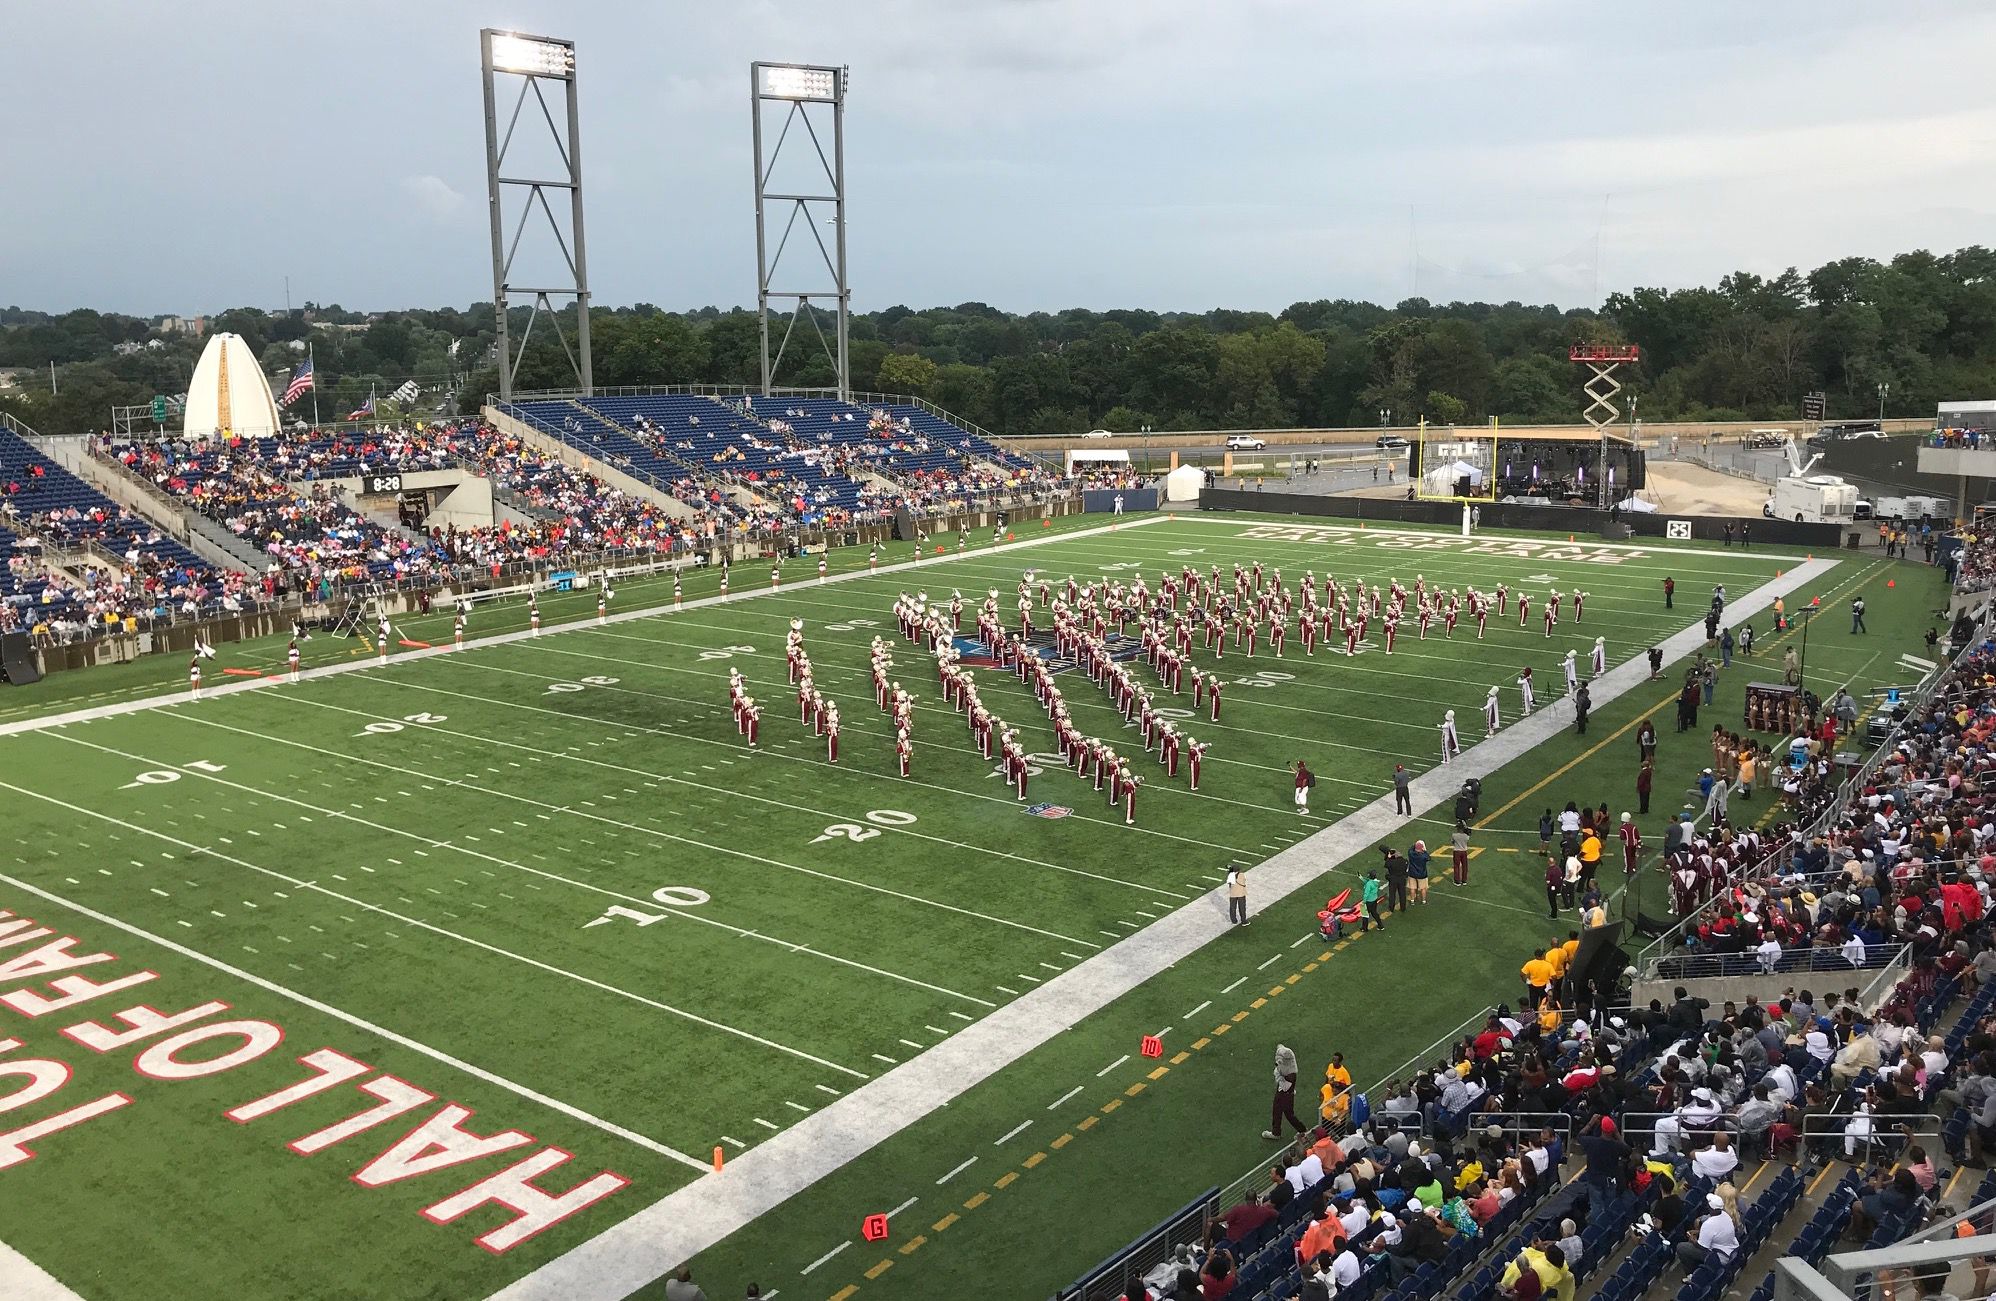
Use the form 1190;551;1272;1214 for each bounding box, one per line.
1294;759;1314;814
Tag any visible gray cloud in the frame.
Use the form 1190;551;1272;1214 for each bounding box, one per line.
3;0;1991;314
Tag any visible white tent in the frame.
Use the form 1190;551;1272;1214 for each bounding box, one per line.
1420;459;1485;494
1065;448;1131;473
183;332;282;439
1164;464;1205;502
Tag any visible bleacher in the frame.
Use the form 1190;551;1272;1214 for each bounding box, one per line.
877;400;1037;470
0;427;231;631
503;391;1054;528
0;428;209;579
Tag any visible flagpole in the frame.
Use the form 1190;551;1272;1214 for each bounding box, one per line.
309;342;320;428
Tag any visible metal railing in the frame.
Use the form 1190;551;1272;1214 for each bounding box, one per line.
1635;613;1988;967
1639;940;1903;985
1057;1187;1222;1301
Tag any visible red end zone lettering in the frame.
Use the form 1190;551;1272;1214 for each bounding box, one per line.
352;1104;534;1188
0;1092;132;1169
133;1020;285;1081
0;1037;71;1114
422;1147;631;1253
226;1048;371;1123
63;1001;231;1053
290;1075;435;1155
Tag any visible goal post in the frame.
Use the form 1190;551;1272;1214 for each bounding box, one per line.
1411;422;1499;502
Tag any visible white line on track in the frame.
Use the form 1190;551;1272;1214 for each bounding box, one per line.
1184;1000;1211;1020
936;1156;977;1184
1094;1055;1130;1077
1046;1086;1083;1110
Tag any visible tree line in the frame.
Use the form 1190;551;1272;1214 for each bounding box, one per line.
5;245;1993;438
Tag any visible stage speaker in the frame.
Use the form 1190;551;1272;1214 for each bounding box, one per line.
1627;450;1647;491
1631;910;1675;940
1600;522;1633;541
0;631;42;686
1569;922;1626;992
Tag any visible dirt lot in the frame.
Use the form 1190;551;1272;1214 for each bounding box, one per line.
1642;461;1770;516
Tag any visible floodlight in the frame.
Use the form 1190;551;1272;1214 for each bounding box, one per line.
759;64;837;101
489;33;574;79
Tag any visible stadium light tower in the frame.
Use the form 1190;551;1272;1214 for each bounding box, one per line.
480;29;592;400
751;61;850;401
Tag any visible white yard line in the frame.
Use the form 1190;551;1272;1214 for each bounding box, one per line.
0;871;711;1173
484;556;1841;1301
799;1241;851;1275
0;786;871;1084
257;692;1115;944
935;1156;978;1185
51;729;997;1011
0;1239;84;1301
0;514;1173;741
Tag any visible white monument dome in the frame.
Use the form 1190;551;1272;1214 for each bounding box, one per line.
183;332;281;439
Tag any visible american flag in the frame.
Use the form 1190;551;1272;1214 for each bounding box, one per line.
280;358;314;406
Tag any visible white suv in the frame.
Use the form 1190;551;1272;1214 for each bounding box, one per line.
1224;435;1267;451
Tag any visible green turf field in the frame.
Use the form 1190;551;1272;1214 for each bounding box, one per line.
0;511;1945;1301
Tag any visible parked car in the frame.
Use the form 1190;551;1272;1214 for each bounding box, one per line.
1743;429;1788;449
1224;435;1267;451
1376;435;1409;449
1081;428;1115;439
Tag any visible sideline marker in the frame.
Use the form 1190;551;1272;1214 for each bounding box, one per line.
712;1146;724;1172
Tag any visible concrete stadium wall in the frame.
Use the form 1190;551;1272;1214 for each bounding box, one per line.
1012;418;1931;455
1198;487;1846;549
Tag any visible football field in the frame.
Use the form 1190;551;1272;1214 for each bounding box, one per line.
0;512;1933;1300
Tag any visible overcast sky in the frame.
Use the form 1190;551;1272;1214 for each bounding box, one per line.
8;1;1994;317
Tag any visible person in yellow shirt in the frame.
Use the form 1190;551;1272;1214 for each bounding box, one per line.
1577;830;1602;891
1318;1053;1352;1126
1544;940;1570;984
1522;950;1554;1005
1501;1243;1575;1301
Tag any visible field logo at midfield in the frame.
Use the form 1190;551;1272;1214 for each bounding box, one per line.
1024;802;1072;820
1232;523;1649;565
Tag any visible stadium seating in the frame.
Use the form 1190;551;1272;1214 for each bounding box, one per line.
0;427;238;633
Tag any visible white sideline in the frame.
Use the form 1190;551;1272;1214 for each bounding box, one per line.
488;556;1843;1300
0;514;1171;740
0;1240;83;1301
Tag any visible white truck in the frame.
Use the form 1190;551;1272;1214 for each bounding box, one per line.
1764;474;1859;524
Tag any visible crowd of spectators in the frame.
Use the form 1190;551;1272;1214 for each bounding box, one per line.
1952;523;1996;595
